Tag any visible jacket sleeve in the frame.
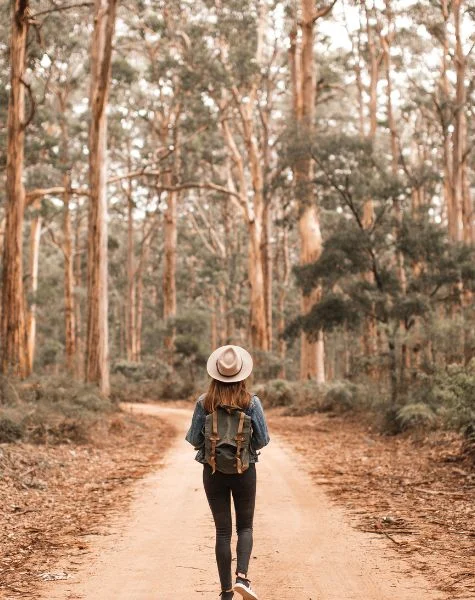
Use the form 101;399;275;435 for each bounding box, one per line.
185;398;206;449
250;396;270;451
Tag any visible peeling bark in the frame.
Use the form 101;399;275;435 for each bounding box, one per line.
291;0;329;382
85;0;117;395
63;176;77;375
26;200;42;373
1;0;30;377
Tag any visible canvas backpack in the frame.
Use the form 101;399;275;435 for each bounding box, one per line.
203;402;252;475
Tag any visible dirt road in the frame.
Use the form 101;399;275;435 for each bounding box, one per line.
38;403;444;600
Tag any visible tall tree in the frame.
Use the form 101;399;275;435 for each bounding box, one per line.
291;0;336;381
1;0;30;377
85;0;117;394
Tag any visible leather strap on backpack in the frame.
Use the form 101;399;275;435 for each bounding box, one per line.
209;410;220;474
234;410;246;474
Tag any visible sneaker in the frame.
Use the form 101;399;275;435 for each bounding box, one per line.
233;576;258;600
220;591;234;599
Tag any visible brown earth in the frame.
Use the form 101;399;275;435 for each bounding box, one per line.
0;410;175;599
268;409;475;600
25;403;453;600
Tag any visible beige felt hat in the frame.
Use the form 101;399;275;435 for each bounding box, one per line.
206;345;253;383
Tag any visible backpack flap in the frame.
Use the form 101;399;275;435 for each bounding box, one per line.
204;405;252;474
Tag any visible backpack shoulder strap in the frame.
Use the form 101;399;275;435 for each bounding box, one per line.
208;409;220;474
234;410;246;474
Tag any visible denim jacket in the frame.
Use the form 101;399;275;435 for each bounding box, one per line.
185;394;270;464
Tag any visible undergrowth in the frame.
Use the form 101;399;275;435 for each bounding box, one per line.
0;375;115;445
256;361;475;443
110;358;206;402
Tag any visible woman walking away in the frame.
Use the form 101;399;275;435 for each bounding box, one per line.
186;345;270;600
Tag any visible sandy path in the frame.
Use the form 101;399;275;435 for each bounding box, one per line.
38;403;444;600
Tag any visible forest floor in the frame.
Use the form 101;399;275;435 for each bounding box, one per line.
1;401;473;600
268;409;475;600
0;408;176;599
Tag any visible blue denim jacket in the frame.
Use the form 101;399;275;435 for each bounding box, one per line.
185;394;270;464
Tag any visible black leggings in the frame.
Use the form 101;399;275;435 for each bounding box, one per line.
203;463;256;592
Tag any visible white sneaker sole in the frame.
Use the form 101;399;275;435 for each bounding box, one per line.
233;582;258;600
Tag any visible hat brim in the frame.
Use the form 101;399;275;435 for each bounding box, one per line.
206;345;253;383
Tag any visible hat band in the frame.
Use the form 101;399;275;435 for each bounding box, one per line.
216;356;243;378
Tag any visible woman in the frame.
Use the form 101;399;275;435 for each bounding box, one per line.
185;345;270;600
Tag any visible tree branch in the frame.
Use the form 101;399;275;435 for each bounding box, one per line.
20;78;36;130
31;2;94;18
301;0;338;25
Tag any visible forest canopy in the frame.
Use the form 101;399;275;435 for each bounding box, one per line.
0;0;474;433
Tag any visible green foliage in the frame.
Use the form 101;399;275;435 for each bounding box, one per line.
287;133;475;405
256;379;362;416
0;376;115;445
253;379;293;407
427;362;475;430
112;359;172;382
112;58;138;84
0;414;25;443
396;403;438;431
110;357;204;402
252;351;286;381
320;381;362;413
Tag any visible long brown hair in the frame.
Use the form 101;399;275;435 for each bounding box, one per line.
203;378;251;414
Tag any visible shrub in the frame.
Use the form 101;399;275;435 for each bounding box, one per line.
284;381;324;415
252;351;286;381
405;361;475;432
111;358;172;382
320;381;361;413
0;376;116;445
28;418;88;445
396;403;438;431
461;423;475;463
257;379;362;416
0;416;25;443
254;379;293;407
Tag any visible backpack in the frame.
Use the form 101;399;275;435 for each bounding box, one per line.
203;402;252;475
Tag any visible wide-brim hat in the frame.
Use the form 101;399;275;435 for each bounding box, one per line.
206;345;253;383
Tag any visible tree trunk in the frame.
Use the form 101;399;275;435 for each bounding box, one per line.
210;292;217;350
163;181;177;354
248;220;269;351
277;223;290;378
135;221;152;362
85;0;117;395
126;183;137;361
453;0;472;244
222;199;235;342
1;0;30;377
360;3;380;369
261;199;273;351
294;0;325;382
58;89;77;377
438;1;456;240
382;2;409;380
388;334;399;406
367;13;379;140
220;103;268;351
63;175;77;375
26;200;42;373
299;205;324;381
74;200;84;377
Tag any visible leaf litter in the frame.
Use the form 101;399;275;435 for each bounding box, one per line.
0;412;175;598
268;409;474;600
